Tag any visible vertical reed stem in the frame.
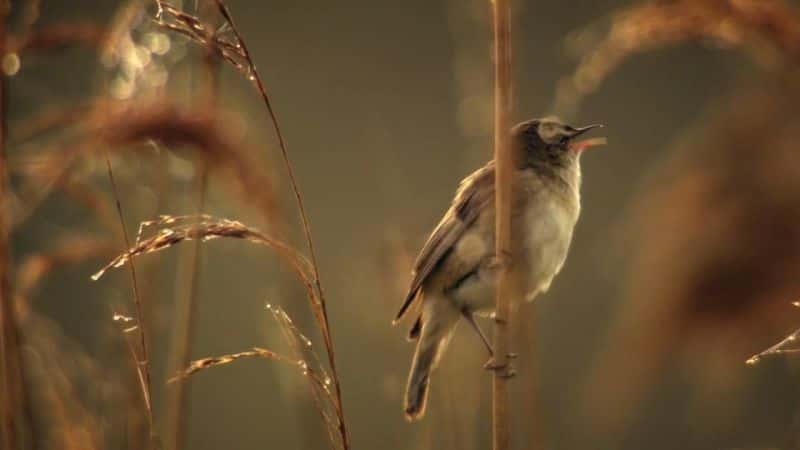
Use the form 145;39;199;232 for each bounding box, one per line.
491;0;513;449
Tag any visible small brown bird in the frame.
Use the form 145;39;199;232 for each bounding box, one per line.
394;117;604;421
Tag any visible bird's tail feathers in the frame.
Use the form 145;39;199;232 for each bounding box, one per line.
406;316;422;341
404;317;457;421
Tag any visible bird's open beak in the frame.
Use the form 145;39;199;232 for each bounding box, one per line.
567;124;606;152
571;124;604;137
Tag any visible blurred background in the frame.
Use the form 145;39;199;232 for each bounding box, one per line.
4;0;800;449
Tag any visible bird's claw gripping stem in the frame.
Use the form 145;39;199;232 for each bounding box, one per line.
489;312;507;324
483;355;517;378
487;249;513;271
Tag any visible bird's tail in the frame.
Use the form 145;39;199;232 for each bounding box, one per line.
404;312;458;421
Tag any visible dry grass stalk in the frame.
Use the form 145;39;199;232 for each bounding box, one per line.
165;303;342;448
109;308;154;446
491;0;514;449
747;313;800;365
102;153;156;447
267;304;342;448
93;215;313;289
98;104;281;230
169;309;338;423
168;347;299;383
554;0;800;114
93;212;349;447
155;2;351;447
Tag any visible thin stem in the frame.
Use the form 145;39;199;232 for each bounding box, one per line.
103;155;156;446
491;0;514;449
212;2;349;448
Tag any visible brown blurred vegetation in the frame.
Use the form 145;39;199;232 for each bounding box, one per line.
3;0;800;449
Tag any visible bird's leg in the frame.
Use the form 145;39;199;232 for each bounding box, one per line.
486;249;513;272
484;356;517;378
461;311;517;378
462;311;494;356
487;313;518;359
488;311;506;324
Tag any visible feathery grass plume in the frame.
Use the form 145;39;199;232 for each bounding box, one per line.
92;215;312;288
164;304;344;449
11;102;281;231
554;0;800;115
267;304;343;449
99;105;281;226
168;347;301;382
747;319;800;365
154;2;351;447
583;81;800;436
92;213;351;448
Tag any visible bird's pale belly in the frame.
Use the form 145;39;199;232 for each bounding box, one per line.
520;197;576;301
450;196;577;314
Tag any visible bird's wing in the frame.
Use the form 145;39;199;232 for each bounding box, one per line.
394;162;495;322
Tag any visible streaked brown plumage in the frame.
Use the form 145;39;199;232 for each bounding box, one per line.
395;117;603;420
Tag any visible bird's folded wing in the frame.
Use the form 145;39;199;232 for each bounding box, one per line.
394;163;495;322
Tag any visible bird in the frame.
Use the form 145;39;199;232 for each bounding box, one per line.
394;117;604;421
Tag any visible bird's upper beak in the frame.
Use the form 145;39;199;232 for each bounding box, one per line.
566;124;606;152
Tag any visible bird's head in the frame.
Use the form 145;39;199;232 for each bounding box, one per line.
512;117;605;168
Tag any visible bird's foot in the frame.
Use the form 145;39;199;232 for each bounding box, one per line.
488;312;507;324
487;250;513;271
483;355;517;378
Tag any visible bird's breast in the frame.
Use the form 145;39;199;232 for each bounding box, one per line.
517;188;580;300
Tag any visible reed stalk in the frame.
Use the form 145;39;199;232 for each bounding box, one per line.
491;0;514;449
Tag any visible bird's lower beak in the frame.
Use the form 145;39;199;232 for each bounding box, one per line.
568;124;606;152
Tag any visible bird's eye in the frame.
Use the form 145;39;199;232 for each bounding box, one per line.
539;123;556;141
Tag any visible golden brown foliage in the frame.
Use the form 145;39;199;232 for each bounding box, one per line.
555;0;800;114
